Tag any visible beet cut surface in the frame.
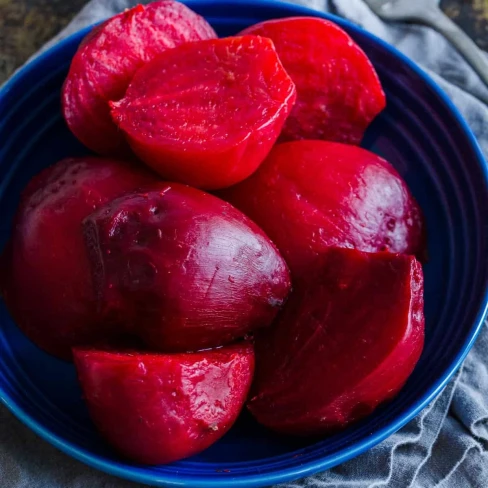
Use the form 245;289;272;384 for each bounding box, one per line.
62;0;216;156
74;343;254;464
110;35;297;190
240;17;386;144
248;248;424;435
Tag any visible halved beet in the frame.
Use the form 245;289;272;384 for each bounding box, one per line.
73;343;254;464
83;183;291;352
219;140;425;279
62;1;216;156
240;17;385;144
110;36;296;190
1;157;157;360
248;249;424;435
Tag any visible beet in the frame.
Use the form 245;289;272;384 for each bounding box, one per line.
1;157;157;360
62;1;216;156
248;248;424;435
74;343;254;464
240;17;385;144
83;182;291;352
219;140;425;279
110;36;296;190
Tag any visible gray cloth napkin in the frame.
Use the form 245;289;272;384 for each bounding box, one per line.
2;0;488;487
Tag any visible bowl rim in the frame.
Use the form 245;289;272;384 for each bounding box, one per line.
1;0;488;486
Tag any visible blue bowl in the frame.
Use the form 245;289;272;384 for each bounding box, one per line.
1;0;488;486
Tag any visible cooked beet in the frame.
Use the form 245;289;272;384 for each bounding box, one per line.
110;36;296;190
83;183;291;352
248;248;424;435
74;343;254;464
219;140;425;279
240;17;385;144
62;1;216;156
1;157;157;359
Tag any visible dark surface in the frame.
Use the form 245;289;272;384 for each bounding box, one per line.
0;0;487;83
442;0;488;51
0;0;87;82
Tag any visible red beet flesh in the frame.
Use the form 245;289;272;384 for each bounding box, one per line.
110;36;297;190
240;17;386;144
83;183;291;352
73;343;254;464
219;140;425;279
248;249;424;435
1;157;157;359
62;1;216;156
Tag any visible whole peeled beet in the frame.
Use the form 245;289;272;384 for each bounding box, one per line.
240;17;385;144
1;157;157;360
110;36;296;190
73;343;254;464
83;183;291;352
62;1;216;156
219;140;425;278
248;248;424;435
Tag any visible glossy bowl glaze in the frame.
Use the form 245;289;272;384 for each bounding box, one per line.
1;1;488;486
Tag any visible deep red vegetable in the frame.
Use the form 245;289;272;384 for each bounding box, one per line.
248;248;424;435
240;17;385;144
62;1;216;156
219;140;425;279
110;36;297;190
83;183;291;352
1;157;157;360
74;343;254;464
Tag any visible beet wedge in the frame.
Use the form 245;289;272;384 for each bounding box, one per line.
248;248;425;435
240;17;385;144
110;36;296;190
219;140;425;279
62;1;216;156
1;157;157;359
83;183;291;352
74;343;254;464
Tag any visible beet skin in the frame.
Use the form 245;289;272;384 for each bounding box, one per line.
1;157;157;360
110;36;296;190
74;343;254;464
83;183;291;352
62;1;216;156
248;248;424;435
240;17;385;144
219;140;425;279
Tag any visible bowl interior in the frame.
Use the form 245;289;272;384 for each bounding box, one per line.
1;1;488;487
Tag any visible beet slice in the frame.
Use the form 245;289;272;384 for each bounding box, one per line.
1;157;157;360
62;1;216;156
240;17;385;144
248;249;424;435
74;343;254;464
110;36;297;190
83;183;291;352
218;140;425;279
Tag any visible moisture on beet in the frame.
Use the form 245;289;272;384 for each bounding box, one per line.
110;35;297;190
240;17;386;144
73;343;254;464
2;5;430;462
82;183;291;352
1;157;157;360
248;248;425;435
62;1;216;156
219;140;425;279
